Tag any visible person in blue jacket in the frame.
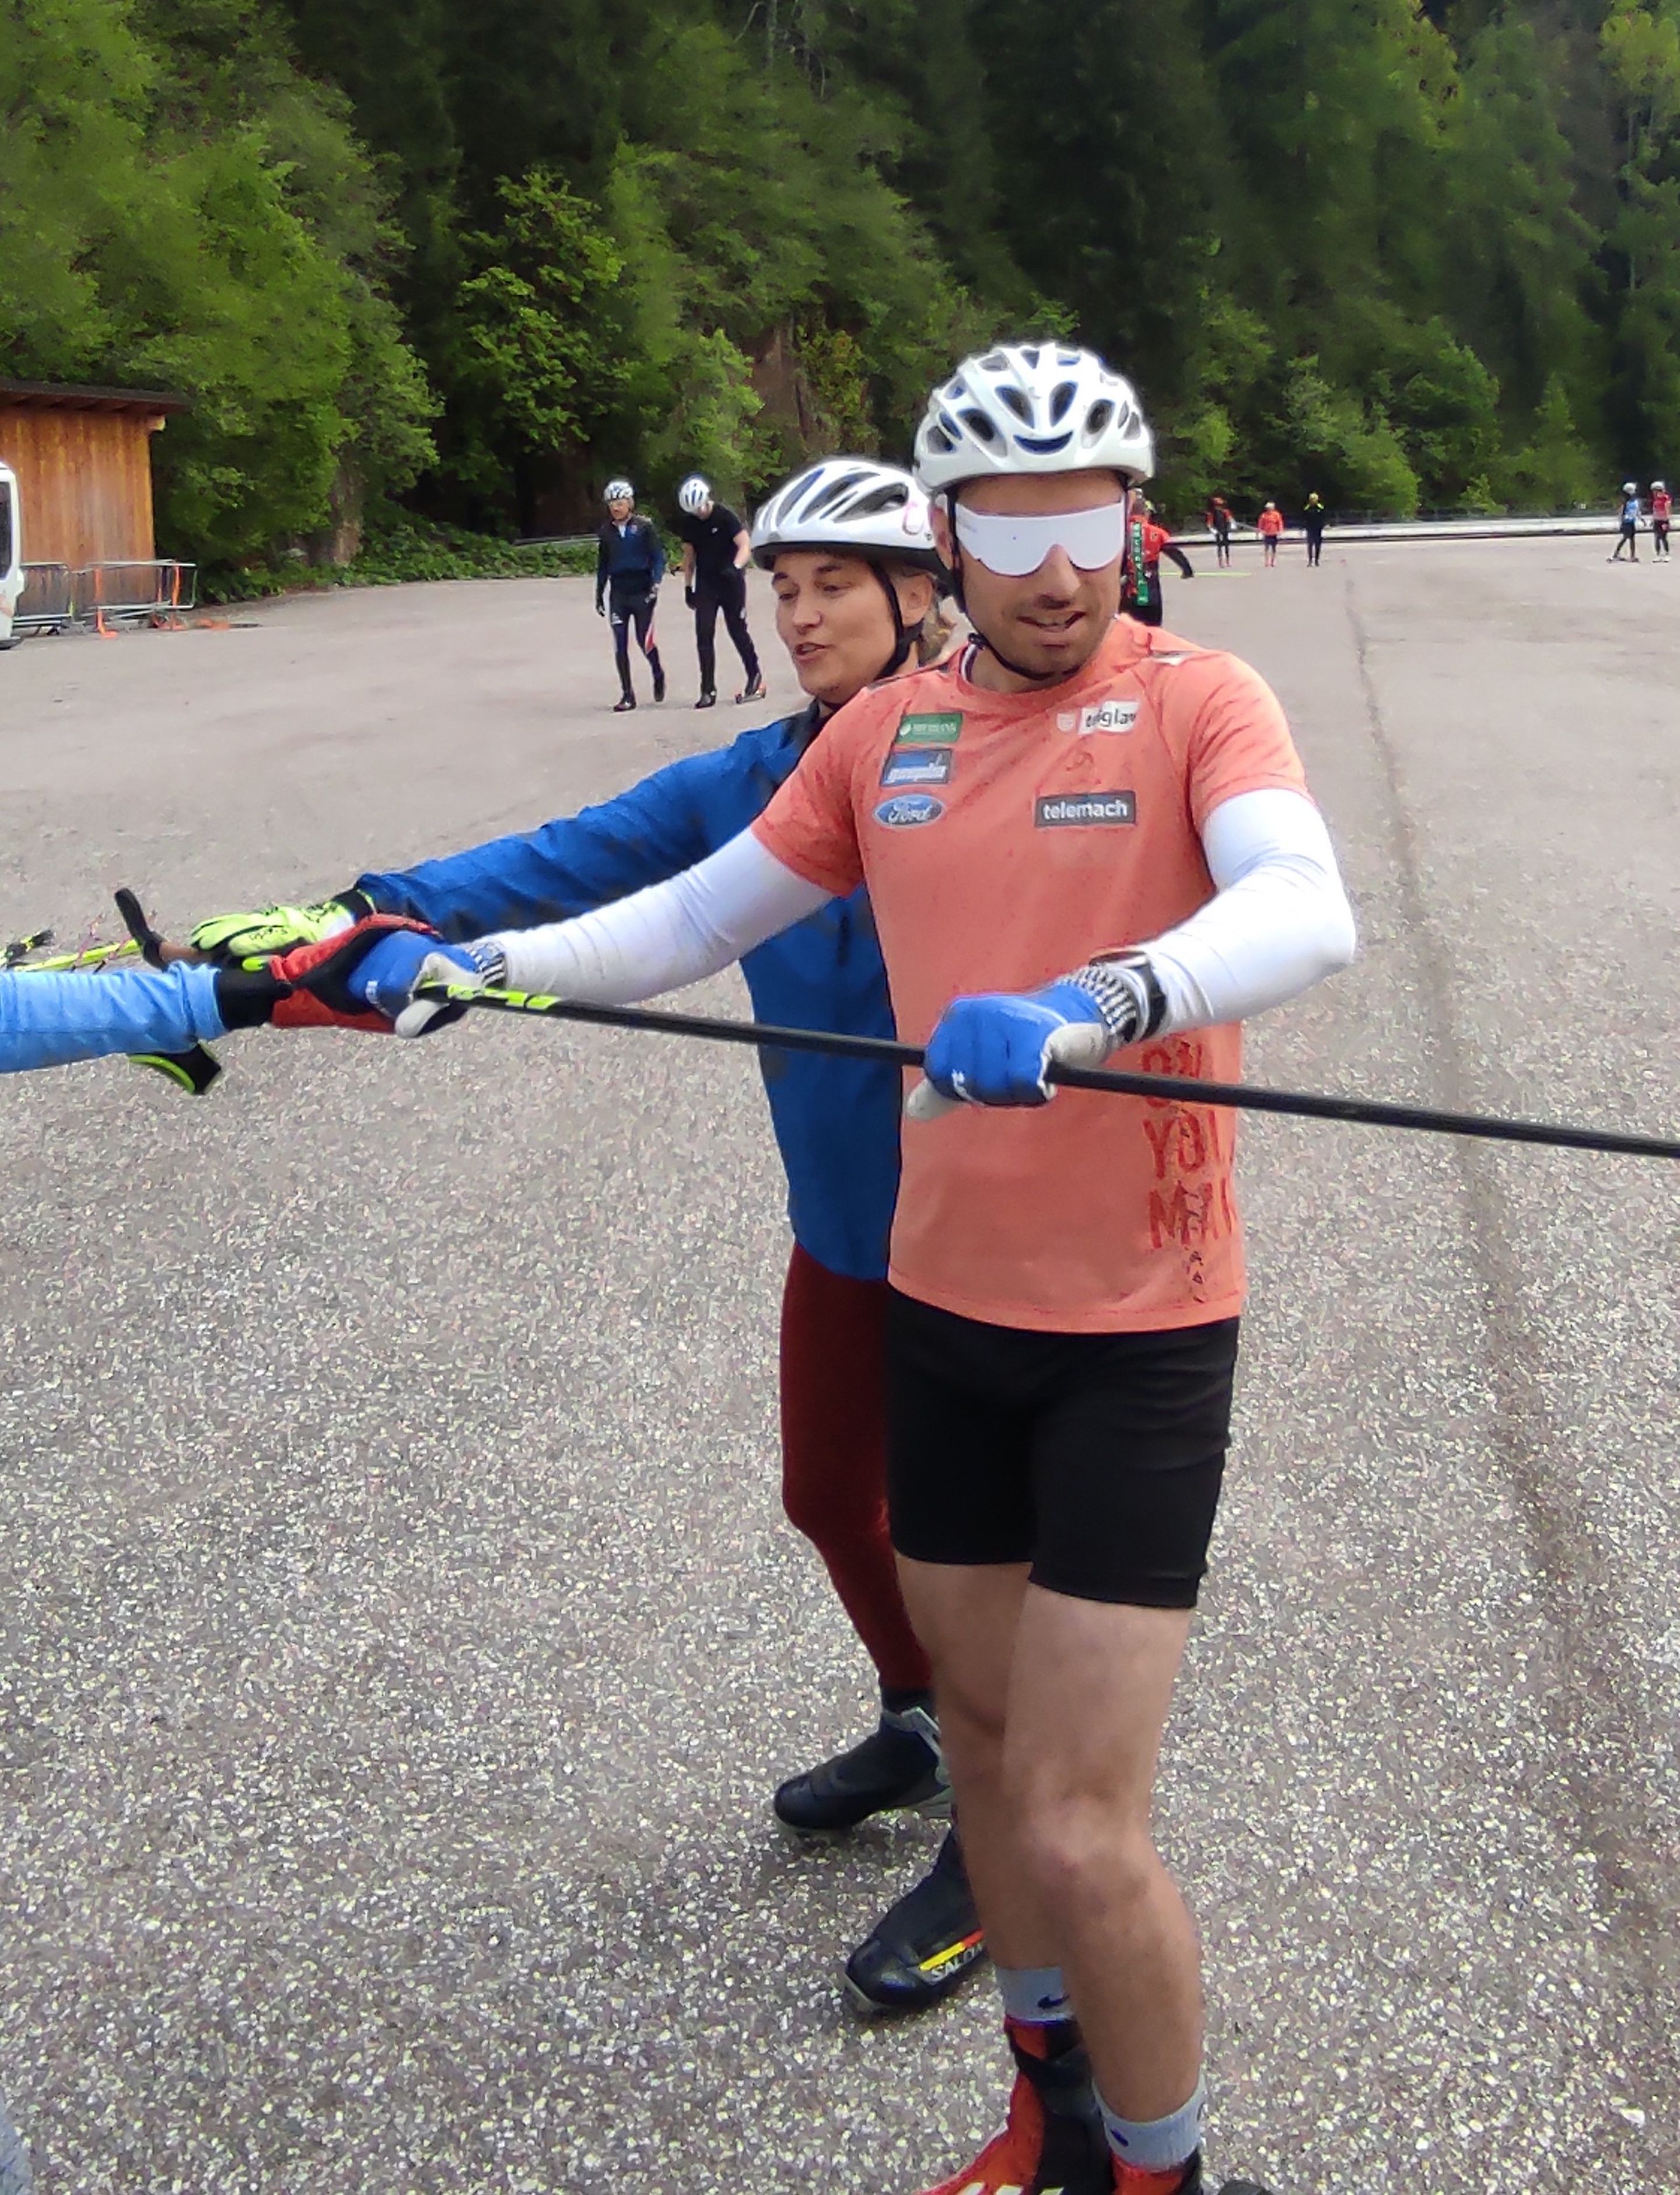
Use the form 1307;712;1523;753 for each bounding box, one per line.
183;458;986;2016
596;479;668;712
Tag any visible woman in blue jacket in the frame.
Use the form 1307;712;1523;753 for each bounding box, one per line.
185;460;983;2016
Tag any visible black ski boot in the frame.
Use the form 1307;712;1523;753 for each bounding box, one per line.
612;693;636;713
844;1826;985;2013
772;1694;949;1833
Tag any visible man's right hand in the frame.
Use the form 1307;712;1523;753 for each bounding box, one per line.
188;896;371;968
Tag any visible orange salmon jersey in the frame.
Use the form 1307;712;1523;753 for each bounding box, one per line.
753;619;1311;1333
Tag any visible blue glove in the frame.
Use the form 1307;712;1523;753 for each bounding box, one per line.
916;981;1110;1114
348;931;480;1035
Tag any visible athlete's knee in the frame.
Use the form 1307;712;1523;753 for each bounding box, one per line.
1019;1795;1163;1916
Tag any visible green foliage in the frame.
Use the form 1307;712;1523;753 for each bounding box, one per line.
0;0;433;561
12;0;1680;563
453;169;628;497
1278;359;1422;516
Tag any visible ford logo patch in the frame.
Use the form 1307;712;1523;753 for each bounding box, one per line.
873;792;946;829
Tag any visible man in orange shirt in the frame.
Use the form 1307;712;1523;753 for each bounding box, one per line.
1256;501;1284;567
373;345;1356;2194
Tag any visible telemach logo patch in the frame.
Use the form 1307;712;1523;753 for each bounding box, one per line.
874;792;946;829
894;711;964;747
880;748;953;787
1079;698;1140;735
1034;791;1136;827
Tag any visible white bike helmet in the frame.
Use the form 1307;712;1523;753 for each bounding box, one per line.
1654;479;1667;491
751;459;944;676
603;478;635;503
914;343;1154;492
1623;481;1639;495
751;459;943;572
677;474;712;516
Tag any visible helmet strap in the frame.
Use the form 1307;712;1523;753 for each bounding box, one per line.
868;560;916;676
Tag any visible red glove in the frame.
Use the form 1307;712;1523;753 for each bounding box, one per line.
268;915;440;1032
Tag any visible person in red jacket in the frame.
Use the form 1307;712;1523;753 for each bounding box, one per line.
1652;480;1671;559
1120;502;1194;627
1256;501;1284;567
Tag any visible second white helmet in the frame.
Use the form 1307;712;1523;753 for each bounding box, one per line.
914;343;1154;493
751;459;942;571
677;474;712;515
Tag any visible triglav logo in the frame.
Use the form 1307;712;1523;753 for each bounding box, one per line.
1079;698;1140;735
874;792;946;829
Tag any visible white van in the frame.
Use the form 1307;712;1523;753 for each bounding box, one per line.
0;463;19;648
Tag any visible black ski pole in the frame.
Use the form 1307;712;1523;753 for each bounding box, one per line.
414;982;1680;1165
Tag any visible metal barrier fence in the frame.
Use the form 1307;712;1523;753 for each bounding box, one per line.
15;562;75;632
14;560;197;635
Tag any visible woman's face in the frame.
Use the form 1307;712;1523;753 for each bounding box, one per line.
771;553;934;707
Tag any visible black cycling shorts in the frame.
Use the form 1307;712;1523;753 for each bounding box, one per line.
885;1292;1240;1608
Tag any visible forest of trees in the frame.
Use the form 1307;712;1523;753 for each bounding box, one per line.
5;0;1680;569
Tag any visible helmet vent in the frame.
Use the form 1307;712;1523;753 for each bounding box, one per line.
1085;400;1114;436
1049;381;1077;424
961;409;1002;445
996;385;1032;424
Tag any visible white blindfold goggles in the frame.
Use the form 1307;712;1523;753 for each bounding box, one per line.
953;498;1129;578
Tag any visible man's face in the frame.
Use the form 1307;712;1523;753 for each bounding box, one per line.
935;470;1125;685
608;496;632;523
698;497;714;520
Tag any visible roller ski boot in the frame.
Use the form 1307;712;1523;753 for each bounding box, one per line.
921;2019;1113;2194
773;1694;949;1833
845;1826;985;2014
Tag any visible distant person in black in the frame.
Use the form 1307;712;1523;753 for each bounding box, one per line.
674;475;764;708
595;479;667;713
1205;493;1234;569
1303;492;1328;567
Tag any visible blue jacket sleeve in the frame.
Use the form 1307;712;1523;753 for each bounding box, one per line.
0;963;225;1074
648;524;667;588
353;747;744;939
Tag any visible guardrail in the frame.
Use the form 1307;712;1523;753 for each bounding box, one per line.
1174;511;1630;548
13;560;198;635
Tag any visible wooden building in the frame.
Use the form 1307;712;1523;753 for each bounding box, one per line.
0;379;190;569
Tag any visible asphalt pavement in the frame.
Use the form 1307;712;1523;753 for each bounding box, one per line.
0;541;1675;2193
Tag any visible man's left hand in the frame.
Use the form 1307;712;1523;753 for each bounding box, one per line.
909;982;1112;1118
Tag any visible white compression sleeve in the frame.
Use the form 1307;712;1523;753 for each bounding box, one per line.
1146;788;1357;1033
481;829;832;1001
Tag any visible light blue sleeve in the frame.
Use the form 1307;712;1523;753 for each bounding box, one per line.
0;964;226;1074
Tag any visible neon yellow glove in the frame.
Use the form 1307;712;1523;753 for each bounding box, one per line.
187;893;372;968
